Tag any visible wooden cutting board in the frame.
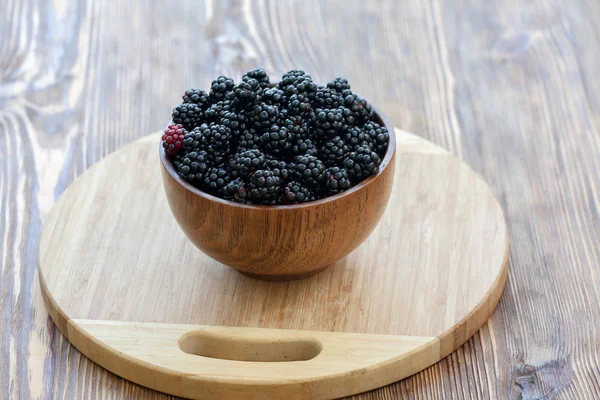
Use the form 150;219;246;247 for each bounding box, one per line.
38;128;508;400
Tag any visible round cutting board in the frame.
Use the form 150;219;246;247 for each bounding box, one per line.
39;129;508;400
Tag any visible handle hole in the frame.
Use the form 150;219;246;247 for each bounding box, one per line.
178;331;322;362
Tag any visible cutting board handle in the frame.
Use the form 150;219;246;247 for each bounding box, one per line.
66;320;440;398
178;329;323;362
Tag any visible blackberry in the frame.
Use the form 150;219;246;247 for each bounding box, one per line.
224;178;251;204
292;138;318;156
311;108;344;141
279;70;317;98
312;86;342;108
343;93;373;122
170;153;183;170
205;99;234;121
287;78;318;99
219;109;247;136
247;102;280;129
291;154;326;187
233;78;262;108
362;121;389;156
209;76;235;102
229;149;266;177
197;123;233;165
262;88;287;106
320;136;349;165
248;170;281;204
286;93;312;116
282;115;309;140
243;68;270;89
183;125;207;151
278;70;309;89
283;181;315;204
237;128;262;151
177;150;210;186
343;146;381;181
203;167;232;195
182;89;210;108
172;103;203;130
327;77;351;93
342;126;374;150
260;125;291;155
266;157;293;181
338;106;358;128
162;124;185;156
324;166;351;195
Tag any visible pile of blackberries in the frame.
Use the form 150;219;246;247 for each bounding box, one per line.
161;69;389;205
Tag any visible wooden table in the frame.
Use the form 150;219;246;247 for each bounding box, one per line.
2;1;599;398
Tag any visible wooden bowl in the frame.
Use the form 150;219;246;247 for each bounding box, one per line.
160;107;396;281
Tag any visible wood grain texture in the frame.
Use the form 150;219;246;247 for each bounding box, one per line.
3;0;600;399
37;129;507;399
160;111;396;280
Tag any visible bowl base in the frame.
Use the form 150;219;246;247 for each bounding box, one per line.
238;266;328;281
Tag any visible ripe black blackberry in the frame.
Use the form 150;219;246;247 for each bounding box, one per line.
204;99;234;121
278;70;309;89
326;77;351;93
282;115;309;141
170;153;183;170
343;145;381;181
172;103;203;130
247;102;280;129
291;154;326;187
248;169;281;204
266;157;293;181
197;123;233;166
229;149;266;177
262;88;287;107
260;125;292;155
283;181;315;204
286;93;312;116
203;167;232;195
311;108;344;141
312;86;342;109
236;128;262;151
183;125;207;151
209;76;235;102
182;89;210;108
242;68;270;89
233;78;262;108
219;109;247;136
292;138;318;156
343;93;373;122
224;178;251;204
338;106;358;128
342;126;374;150
320;136;349;165
323;166;351;195
362;121;389;156
177;150;210;186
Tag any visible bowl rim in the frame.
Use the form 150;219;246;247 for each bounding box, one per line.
160;104;396;210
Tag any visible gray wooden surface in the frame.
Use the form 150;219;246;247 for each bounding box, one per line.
2;0;600;398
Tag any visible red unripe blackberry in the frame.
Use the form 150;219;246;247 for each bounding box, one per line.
162;124;185;156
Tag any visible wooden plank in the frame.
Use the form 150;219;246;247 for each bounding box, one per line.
2;0;600;399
